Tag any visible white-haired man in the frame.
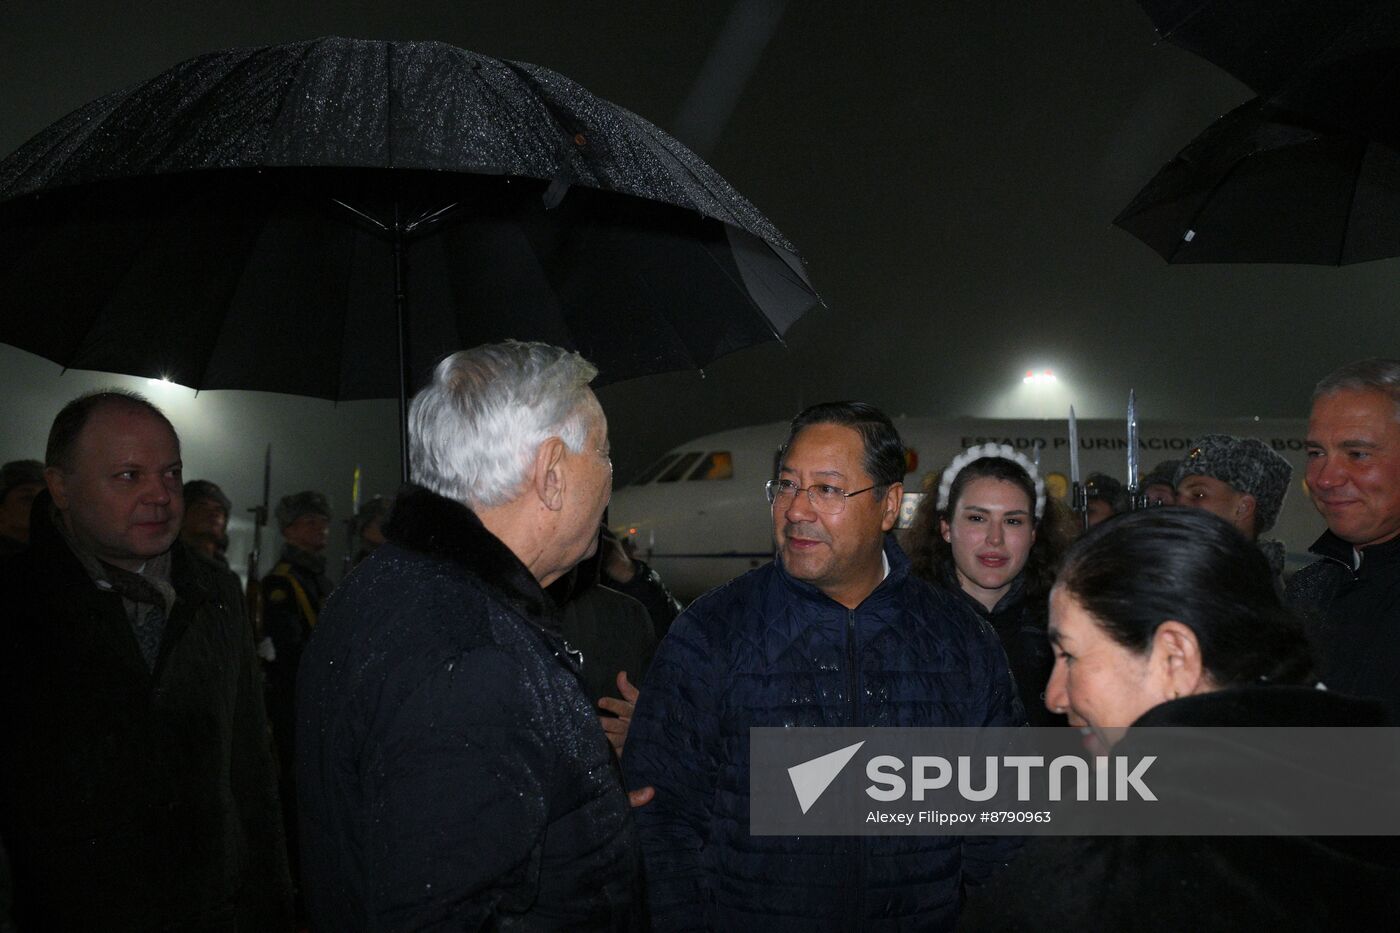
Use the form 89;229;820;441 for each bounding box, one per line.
1288;358;1400;723
296;342;643;930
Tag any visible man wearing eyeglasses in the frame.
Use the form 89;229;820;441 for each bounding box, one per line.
623;401;1023;933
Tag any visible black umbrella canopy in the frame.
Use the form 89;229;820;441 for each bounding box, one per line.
1114;97;1400;265
0;37;818;399
1136;0;1400;152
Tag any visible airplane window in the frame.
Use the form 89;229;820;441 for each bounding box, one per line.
657;451;703;483
687;451;734;481
629;453;681;486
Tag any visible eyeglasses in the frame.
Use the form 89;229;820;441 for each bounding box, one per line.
765;478;878;514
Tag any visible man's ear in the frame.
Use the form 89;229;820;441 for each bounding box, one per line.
531;437;568;511
44;466;68;510
1151;620;1207;699
880;482;904;533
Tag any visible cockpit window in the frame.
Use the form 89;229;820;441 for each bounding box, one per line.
629;453;680;486
686;451;733;481
657;451;703;483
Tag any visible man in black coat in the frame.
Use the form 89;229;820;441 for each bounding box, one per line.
0;390;292;931
1288;358;1400;723
296;342;645;931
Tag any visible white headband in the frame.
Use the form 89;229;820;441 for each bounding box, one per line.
936;443;1046;519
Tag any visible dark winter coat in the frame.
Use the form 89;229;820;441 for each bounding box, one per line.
0;494;292;931
959;686;1400;932
622;536;1024;933
1286;530;1400;723
262;544;332;738
603;558;683;642
935;562;1063;727
549;539;657;705
558;585;656;704
295;485;642;931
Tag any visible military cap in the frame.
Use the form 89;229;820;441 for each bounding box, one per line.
276;490;332;529
1084;472;1127;513
1175;435;1292;534
354;495;391;535
0;460;44;503
1142;459;1182;492
182;479;232;515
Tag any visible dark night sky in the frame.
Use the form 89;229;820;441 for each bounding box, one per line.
3;0;1396;492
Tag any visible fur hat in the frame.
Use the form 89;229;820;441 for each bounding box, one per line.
182;479;232;515
354;495;391;535
1175;435;1292;534
0;460;44;503
276;490;332;529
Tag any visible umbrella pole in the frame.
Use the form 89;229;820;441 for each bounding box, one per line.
394;207;411;485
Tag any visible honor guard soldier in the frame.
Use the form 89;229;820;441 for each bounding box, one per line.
263;489;332;919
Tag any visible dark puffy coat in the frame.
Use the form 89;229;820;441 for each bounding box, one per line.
959;687;1400;932
934;562;1063;727
296;486;641;931
1287;530;1400;724
622;536;1024;932
0;494;292;931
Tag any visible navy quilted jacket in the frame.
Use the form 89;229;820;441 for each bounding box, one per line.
622;536;1023;932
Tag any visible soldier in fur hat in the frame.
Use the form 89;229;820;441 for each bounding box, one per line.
1175;434;1292;577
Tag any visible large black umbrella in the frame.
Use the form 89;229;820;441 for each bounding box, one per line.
1114;97;1400;265
1136;0;1400;151
0;38;819;428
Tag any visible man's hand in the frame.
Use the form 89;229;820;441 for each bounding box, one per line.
599;672;653;808
598;671;639;756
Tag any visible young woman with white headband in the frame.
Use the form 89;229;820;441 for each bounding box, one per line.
905;443;1075;725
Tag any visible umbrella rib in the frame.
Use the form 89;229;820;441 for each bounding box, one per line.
260;39;325;167
181;185;284;390
385;42;396;169
1337;145;1367;266
1163;153;1260;263
689;230;790;349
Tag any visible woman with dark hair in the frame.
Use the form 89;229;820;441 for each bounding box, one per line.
1047;506;1316;753
960;508;1399;932
906;444;1075;724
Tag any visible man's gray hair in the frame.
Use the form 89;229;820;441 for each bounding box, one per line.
1313;358;1400;419
409;342;600;509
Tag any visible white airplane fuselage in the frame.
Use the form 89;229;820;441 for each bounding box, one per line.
610;416;1322;604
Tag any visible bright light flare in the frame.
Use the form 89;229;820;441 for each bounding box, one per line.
1022;369;1057;386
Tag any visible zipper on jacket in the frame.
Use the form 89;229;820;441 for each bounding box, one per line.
845;606;863;930
846;608;860;727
